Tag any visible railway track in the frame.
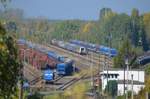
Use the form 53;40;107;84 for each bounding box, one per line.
54;75;64;82
88;51;113;67
22;42;113;92
57;73;86;90
37;44;114;78
50;44;112;65
23;62;43;89
23;62;42;81
29;76;42;85
48;44;99;64
42;44;100;69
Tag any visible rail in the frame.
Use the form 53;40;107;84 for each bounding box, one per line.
57;73;86;90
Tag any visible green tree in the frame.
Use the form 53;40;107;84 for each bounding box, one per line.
131;8;139;18
143;13;150;50
27;92;43;99
99;8;113;20
145;65;150;75
105;80;118;98
0;23;21;99
51;20;81;41
113;39;138;68
139;18;149;51
130;8;140;46
99;12;131;48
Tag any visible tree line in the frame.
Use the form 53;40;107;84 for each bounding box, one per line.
1;8;150;68
1;8;150;50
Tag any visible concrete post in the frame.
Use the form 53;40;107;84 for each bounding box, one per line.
125;58;129;99
131;74;134;99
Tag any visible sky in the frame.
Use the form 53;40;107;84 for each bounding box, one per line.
10;0;150;20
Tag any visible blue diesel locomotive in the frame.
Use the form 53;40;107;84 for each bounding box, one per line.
43;69;55;83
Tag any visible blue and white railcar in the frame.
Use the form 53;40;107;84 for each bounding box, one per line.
65;43;87;55
51;39;87;55
70;40;118;57
70;40;96;51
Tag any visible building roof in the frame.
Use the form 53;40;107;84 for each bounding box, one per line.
117;80;144;85
103;68;144;72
